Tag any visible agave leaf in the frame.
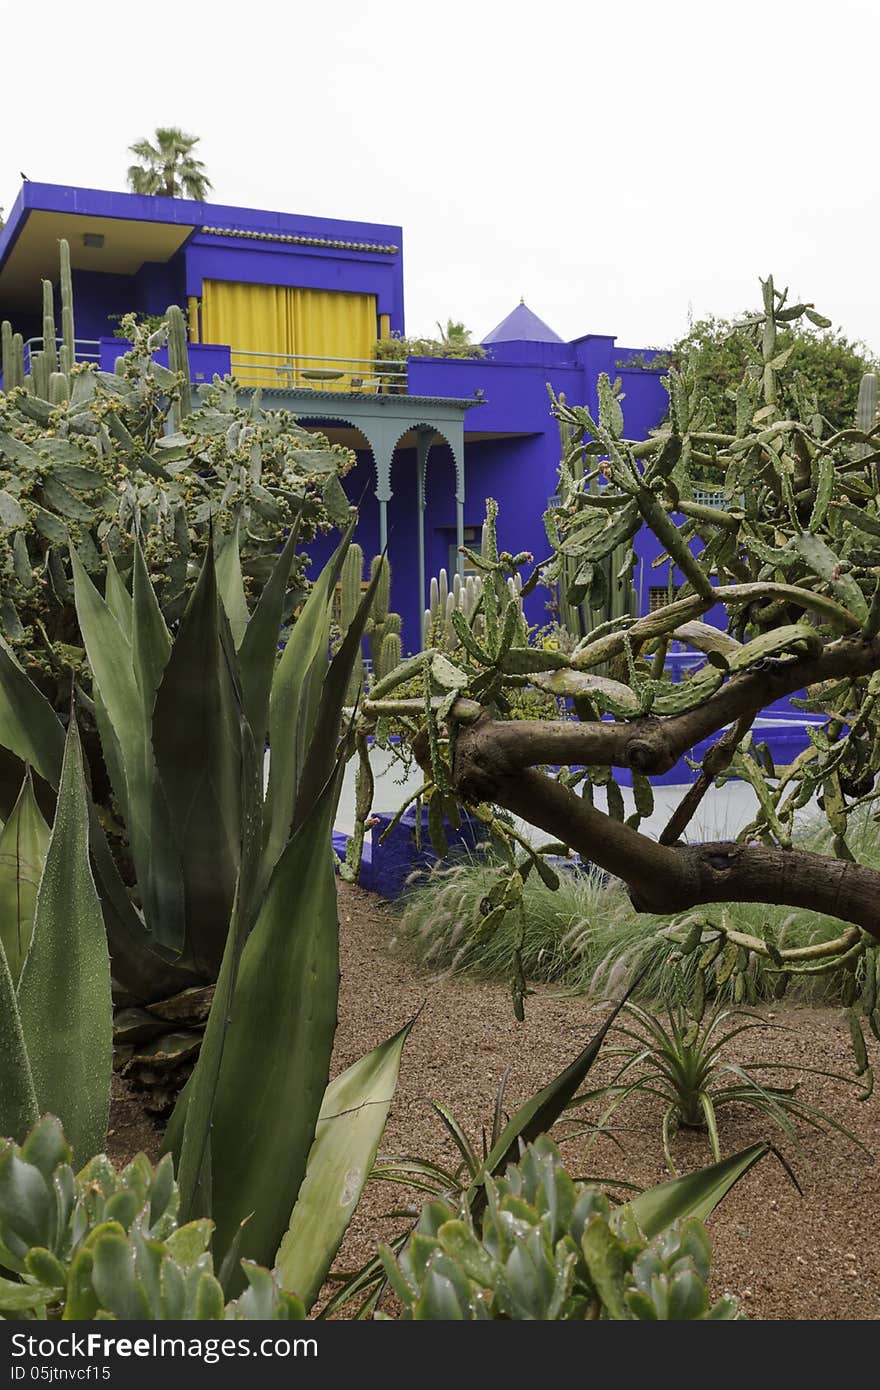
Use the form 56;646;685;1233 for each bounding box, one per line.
172;719;263;1223
238;522;300;756
260;518;355;893
131;540;172;719
0;937;38;1142
275;1019;413;1310
0;771;50;982
150;547;242;975
468;988;636;1208
0;638;65;791
102;549;132;638
629;1142;771;1239
206;766;343;1280
16;720;112;1165
69;545;153;882
291;551;384;834
0;633;186;1001
215;517;250;650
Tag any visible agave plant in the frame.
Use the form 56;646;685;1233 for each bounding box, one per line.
0;523;412;1299
0;721;112;1167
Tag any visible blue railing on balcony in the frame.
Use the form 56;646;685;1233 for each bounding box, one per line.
22;337;101;369
12;339;409;396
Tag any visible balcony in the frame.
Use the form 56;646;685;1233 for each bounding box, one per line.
229;349;407;395
22;336;101;368
14;339;409;397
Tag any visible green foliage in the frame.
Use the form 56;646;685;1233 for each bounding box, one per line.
380;1137;740;1320
0;721;112;1165
108;311;176;339
326;998;772;1317
667;312;880;435
374;328;486;364
1;532;411;1295
0;241;355;717
126;128;212;201
551;387;639;642
576;1001;868;1174
0;1116;303;1319
362;274;880;1040
395;821;880;1007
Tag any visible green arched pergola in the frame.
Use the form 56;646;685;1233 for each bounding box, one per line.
258;387;481;620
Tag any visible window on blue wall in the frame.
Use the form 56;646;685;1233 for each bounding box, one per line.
449;527;481;576
692;488;727;509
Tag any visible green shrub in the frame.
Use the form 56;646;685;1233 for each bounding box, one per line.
1;532;411;1303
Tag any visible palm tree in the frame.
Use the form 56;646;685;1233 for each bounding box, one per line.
436;319;474;348
126;127;212;201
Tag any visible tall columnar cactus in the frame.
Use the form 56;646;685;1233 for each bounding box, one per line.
340;543;366;701
42;280;58;376
166;304;192;427
59;239;75;375
422;566;488;651
32;350;49;402
857;372;878;431
855;371;878;456
49;372;70;406
1;320;18;388
367;554;396;673
370;553;391;623
340;542;364;632
378;630;402;680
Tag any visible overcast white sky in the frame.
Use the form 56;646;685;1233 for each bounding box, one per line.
4;0;879;353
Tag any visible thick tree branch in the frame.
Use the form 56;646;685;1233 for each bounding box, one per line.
466;768;880;940
659;713;754;845
454;634;880;780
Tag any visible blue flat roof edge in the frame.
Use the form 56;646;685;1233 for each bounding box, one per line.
0;182;403;278
259;388;484;412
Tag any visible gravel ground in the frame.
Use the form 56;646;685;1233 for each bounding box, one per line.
109;878;880;1321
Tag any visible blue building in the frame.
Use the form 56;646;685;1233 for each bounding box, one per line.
0;180;672;651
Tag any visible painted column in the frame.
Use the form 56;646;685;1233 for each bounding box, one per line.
415;427;433;629
447;421;466;579
361;417;397;556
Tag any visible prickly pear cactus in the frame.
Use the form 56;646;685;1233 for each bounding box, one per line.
0;240;358;710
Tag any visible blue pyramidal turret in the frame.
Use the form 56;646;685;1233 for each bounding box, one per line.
482;299;565;345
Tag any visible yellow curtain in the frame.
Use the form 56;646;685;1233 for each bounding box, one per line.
187;297;201;343
201;280;377;387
